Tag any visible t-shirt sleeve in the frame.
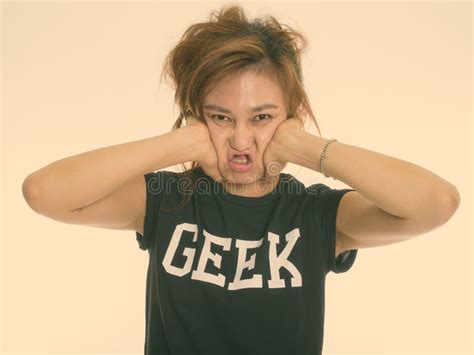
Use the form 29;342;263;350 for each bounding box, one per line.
311;183;358;274
135;171;162;251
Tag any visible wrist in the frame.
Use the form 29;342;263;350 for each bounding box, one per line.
172;125;208;164
283;130;330;172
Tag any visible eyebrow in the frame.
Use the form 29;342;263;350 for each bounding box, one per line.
203;103;279;114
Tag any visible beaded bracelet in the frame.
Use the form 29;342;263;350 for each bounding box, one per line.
319;138;338;180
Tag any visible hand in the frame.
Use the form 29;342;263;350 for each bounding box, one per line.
185;115;226;183
261;117;305;180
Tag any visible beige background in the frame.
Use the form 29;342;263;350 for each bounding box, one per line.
1;1;472;354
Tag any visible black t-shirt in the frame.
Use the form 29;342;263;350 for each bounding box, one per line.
135;166;357;355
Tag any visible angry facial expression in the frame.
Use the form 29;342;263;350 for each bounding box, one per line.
203;69;288;194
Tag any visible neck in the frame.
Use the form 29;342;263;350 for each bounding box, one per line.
222;175;280;197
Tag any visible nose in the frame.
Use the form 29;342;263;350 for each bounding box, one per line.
229;123;255;151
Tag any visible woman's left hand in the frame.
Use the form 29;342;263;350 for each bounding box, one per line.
261;116;304;180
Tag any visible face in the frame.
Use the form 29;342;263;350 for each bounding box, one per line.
202;69;288;194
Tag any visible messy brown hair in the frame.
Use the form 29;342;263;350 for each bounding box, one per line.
158;3;321;211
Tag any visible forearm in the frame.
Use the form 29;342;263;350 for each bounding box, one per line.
280;130;460;220
23;126;202;213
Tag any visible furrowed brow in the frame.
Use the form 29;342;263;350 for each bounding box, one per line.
204;103;279;114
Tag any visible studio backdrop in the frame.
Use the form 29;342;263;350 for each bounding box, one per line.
2;1;471;354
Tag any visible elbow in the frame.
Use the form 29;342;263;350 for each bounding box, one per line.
441;184;461;215
22;175;44;213
432;185;461;225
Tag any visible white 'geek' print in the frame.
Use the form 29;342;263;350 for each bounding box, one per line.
162;223;303;290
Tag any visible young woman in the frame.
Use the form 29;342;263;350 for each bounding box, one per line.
22;4;460;355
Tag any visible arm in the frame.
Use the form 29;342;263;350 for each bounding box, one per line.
269;119;461;256
21;125;206;231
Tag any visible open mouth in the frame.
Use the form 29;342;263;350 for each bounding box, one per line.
229;154;253;172
230;154;251;163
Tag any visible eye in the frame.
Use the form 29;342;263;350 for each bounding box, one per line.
253;114;272;122
210;114;231;122
208;113;272;123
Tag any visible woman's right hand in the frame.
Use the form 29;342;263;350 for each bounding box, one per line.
184;115;226;183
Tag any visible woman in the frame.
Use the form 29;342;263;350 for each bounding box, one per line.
22;4;460;355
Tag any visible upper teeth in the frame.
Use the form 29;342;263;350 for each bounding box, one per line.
233;155;248;163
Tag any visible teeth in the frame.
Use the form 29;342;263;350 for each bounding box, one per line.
232;155;248;163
